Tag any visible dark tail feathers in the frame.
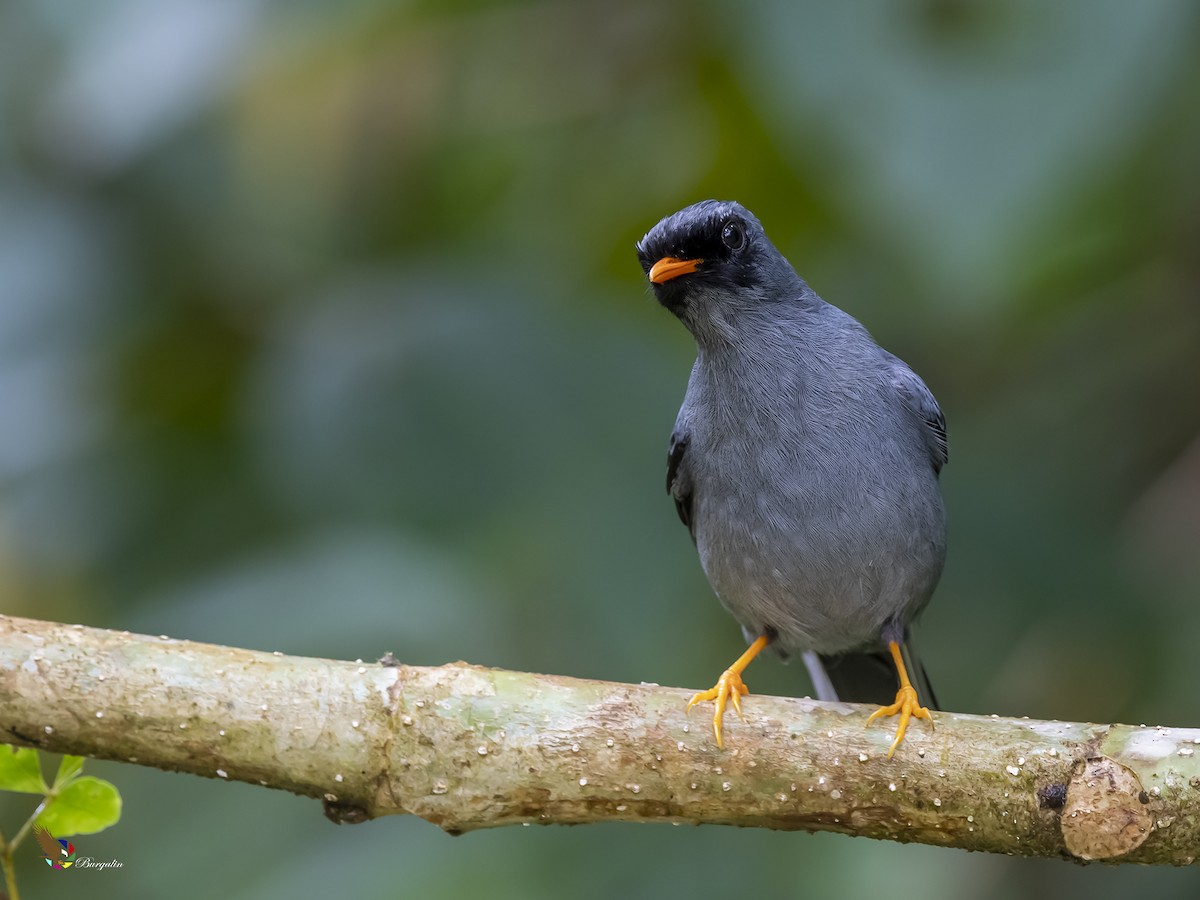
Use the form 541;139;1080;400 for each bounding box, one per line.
803;641;938;710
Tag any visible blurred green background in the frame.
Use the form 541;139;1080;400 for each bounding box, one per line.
3;0;1200;896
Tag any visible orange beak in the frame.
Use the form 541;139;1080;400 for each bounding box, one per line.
648;257;702;284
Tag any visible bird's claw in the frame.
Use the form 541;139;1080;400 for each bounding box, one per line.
687;668;750;749
866;684;933;759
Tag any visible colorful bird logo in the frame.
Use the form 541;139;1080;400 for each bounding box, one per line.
33;824;76;870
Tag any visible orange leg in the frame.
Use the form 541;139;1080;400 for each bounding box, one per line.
865;640;934;758
686;634;770;748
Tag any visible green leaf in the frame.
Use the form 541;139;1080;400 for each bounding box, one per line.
37;776;122;836
54;755;85;788
0;744;47;794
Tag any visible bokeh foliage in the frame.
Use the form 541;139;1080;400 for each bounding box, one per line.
2;0;1200;896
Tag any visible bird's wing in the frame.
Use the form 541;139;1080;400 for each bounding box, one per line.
883;352;947;472
34;824;62;859
666;429;695;541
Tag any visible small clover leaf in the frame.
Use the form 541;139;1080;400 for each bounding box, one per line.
0;745;47;794
37;776;122;837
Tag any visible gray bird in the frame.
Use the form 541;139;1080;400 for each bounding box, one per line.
636;200;946;757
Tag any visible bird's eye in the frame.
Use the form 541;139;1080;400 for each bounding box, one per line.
721;220;746;251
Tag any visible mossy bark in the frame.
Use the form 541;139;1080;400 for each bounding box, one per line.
1;615;1198;863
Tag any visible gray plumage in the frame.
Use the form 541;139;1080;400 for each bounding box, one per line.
637;200;946;706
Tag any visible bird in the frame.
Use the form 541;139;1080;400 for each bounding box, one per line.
34;824;74;869
636;200;947;758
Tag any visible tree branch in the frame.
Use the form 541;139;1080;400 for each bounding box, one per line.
1;615;1197;863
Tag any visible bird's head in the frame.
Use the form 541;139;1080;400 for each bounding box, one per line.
635;200;803;344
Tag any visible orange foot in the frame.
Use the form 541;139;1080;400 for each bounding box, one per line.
866;683;933;759
686;634;769;748
687;668;750;749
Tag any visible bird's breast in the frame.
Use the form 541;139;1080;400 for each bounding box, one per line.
685;416;945;654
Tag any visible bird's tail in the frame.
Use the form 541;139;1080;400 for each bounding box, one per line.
802;640;938;709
